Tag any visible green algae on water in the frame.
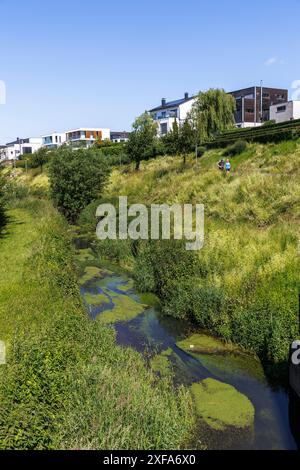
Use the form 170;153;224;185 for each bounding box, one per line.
83;292;111;306
79;266;114;285
97;295;147;324
191;378;255;431
75;248;95;263
150;349;173;378
117;279;135;292
79;266;102;285
177;333;240;355
191;351;266;384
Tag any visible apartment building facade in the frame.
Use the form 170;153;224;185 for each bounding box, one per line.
66;128;110;147
229;86;288;127
42;132;66;149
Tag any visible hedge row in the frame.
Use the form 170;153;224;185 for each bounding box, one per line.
207;119;300;148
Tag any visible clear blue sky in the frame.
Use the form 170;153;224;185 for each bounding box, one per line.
1;0;300;143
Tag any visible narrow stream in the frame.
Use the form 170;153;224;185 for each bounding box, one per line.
77;249;300;450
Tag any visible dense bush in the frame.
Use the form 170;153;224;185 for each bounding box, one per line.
224;140;247;156
262;120;276;127
49;147;110;223
196;146;207;158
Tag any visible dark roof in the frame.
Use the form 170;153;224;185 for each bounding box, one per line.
228;86;288;95
149;95;195;113
6;138;29;146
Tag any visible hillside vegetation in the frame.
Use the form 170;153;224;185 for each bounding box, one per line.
0;195;194;449
82;139;300;376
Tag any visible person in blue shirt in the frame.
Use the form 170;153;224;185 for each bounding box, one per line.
225;159;231;173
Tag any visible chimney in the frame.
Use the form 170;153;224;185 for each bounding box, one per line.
184;92;189;100
161;98;166;106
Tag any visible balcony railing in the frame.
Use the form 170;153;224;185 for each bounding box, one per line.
154;112;178;120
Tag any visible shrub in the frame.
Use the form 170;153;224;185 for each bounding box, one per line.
224;140;247;156
49;148;110;224
196;146;207;158
262;120;276;127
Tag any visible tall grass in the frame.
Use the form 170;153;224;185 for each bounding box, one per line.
0;198;194;449
86;140;300;377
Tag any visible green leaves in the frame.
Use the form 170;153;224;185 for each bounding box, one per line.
188;88;236;144
126;112;158;170
49;148;109;224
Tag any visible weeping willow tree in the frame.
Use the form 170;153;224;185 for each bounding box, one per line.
188;89;236;158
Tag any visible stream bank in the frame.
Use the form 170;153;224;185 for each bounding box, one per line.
75;243;300;450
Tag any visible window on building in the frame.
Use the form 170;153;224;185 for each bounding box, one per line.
160;123;168;135
246;108;254;114
263;93;270;98
277;105;286;113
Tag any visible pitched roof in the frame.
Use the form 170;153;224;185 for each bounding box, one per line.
149;95;195;113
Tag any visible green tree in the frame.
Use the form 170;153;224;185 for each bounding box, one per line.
126;112;157;170
188;89;236;152
49;147;109;224
162;120;179;155
177;119;194;165
29;147;52;173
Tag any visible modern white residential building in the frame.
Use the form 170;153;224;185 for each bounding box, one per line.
149;93;196;136
270;101;300;124
66;128;110;147
4;137;43;161
42;132;66;149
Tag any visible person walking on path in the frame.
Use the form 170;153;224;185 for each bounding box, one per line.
225;159;231;174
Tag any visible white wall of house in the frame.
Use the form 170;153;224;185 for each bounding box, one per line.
157;117;177;136
154;100;196;137
270;101;300;123
42;132;66;148
178;99;196;121
4;138;43;161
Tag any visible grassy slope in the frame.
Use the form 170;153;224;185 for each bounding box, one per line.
99;140;300;368
0;196;194;449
